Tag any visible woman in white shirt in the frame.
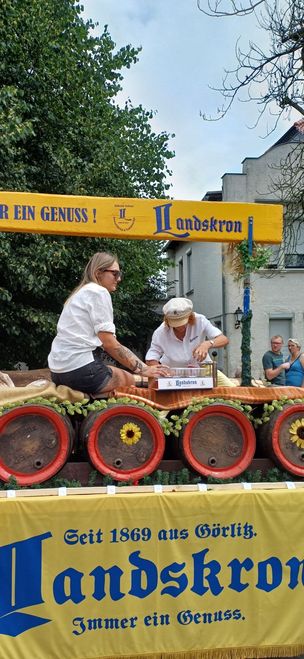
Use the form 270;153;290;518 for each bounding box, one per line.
146;297;235;386
48;252;169;395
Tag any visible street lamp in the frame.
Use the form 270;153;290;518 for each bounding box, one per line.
234;306;243;329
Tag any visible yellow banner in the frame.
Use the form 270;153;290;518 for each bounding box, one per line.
0;191;283;243
1;488;304;659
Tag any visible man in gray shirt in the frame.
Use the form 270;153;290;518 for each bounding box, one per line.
262;335;289;385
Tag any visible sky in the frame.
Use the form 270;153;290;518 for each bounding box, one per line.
82;0;298;201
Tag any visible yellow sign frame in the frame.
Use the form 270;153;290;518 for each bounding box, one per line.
0;191;283;243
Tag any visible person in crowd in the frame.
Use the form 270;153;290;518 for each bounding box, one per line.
262;335;290;386
145;297;236;387
48;252;170;395
285;338;304;387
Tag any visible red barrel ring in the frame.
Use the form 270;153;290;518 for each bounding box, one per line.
85;405;165;481
181;404;256;478
0;404;73;485
272;403;304;476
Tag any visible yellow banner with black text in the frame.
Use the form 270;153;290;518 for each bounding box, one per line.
1;488;303;659
0;191;282;242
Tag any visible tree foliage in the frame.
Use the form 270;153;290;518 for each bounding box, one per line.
0;0;174;368
228;240;272;280
197;0;304;123
266;129;304;261
198;1;304;263
197;1;304;382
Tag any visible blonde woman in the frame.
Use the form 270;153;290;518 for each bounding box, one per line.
146;297;235;387
48;252;169;395
286;339;304;387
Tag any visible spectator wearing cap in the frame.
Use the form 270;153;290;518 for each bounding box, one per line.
145;297;235;386
285;339;304;387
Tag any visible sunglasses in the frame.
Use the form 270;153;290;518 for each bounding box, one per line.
103;269;123;280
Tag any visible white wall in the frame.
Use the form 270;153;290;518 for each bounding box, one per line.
165;241;227;370
222;140;304;377
166;241;222;319
222;268;304;378
166;130;304;378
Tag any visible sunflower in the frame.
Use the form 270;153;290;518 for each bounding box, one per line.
289;418;304;449
120;422;142;446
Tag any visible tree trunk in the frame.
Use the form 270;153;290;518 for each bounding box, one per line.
241;310;252;386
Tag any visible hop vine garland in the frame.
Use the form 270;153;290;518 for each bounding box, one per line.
253;397;304;427
0;396;174;436
170;397;254;436
85;397;174;436
2;394;304;438
0;396;82;417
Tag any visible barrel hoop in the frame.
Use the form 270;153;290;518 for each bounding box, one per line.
182;404;256;479
272;403;304;475
0;404;72;485
85;405;165;481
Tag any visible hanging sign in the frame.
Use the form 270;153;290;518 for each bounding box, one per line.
0;191;283;242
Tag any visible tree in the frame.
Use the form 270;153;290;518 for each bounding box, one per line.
0;234;168;368
197;0;304;218
197;0;304;123
198;0;304;384
0;0;174;368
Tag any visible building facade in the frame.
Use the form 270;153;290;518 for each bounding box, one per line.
166;120;304;378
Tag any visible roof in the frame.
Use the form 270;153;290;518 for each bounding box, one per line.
267;119;304;150
202;190;222;201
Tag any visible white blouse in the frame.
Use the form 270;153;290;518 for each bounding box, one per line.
48;283;115;372
146;313;222;367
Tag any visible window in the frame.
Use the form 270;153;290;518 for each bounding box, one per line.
285;254;304;268
265;244;280;269
269;318;292;360
265;249;304;270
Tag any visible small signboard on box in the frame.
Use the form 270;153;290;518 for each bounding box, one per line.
154;363;216;390
157;376;214;390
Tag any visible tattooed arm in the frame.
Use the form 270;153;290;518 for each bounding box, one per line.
98;332;170;376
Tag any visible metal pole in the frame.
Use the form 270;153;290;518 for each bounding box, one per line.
241;217;253;386
243;216;253;315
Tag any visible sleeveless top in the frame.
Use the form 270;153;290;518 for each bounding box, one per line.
286;354;304;387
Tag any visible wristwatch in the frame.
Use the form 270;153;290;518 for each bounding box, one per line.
209;339;215;346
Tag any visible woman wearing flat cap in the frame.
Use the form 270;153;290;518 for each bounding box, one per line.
146;297;234;386
285;339;304;387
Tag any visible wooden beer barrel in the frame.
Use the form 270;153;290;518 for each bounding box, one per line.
80;404;165;481
258;403;304;476
180;403;256;479
0;404;74;485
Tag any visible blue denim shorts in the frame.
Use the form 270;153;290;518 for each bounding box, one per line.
50;348;113;395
